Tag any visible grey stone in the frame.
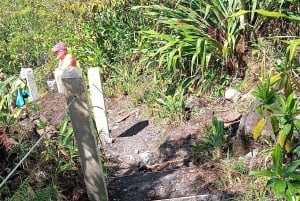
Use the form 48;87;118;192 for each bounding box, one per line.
233;111;274;156
138;151;153;167
225;88;241;102
241;90;255;101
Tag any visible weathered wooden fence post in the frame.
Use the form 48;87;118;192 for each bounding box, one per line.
59;67;108;201
88;68;110;139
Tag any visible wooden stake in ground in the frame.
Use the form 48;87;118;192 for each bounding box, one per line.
60;67;108;201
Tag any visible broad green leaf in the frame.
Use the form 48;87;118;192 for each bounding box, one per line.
284;80;293;98
277;95;287;113
286;160;300;174
273;180;287;198
272;144;283;174
255;9;287;18
292;146;300;154
289;173;300;181
249;170;276;177
283;124;292;136
278;74;288;91
287;42;297;63
285;139;293;153
270;116;279;134
267;178;279;187
253;118;266;140
278;130;287;148
270;73;282;85
293;119;300;129
285;187;295;201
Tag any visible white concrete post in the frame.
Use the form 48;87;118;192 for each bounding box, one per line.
88;67;110;139
54;68;64;93
60;67;108;201
19;68;39;101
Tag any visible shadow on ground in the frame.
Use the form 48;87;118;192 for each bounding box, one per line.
118;120;149;137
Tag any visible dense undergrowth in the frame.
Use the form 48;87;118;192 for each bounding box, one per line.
1;0;300;200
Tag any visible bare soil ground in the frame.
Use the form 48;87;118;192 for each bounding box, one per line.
0;92;256;201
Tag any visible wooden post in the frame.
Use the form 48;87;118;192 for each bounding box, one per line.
88;68;110;139
19;68;39;101
60;68;108;201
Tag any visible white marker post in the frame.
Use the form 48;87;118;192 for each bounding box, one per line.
54;68;64;93
88;67;110;139
19;68;39;101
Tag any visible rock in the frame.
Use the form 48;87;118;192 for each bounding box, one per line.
18;119;35;131
241;90;255;101
225;88;241;102
138;151;153;167
223;112;241;135
198;107;214;126
232;112;274;156
34;171;49;186
223;112;242;123
102;137;115;144
200;107;214;116
185;97;207;109
36;128;46;136
245;149;258;159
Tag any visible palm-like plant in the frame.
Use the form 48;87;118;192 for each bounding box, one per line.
135;1;300;91
135;0;244;85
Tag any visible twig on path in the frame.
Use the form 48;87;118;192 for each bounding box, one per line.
114;108;140;123
142;157;190;172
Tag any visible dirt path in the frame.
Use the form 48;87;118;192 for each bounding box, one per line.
103;96;243;201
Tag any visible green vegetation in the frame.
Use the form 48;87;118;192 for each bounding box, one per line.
1;0;300;200
250;144;300;201
194;116;225;160
5;176;57;201
0;76;27;128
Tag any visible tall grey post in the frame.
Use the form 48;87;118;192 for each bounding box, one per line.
60;68;108;201
88;68;110;139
